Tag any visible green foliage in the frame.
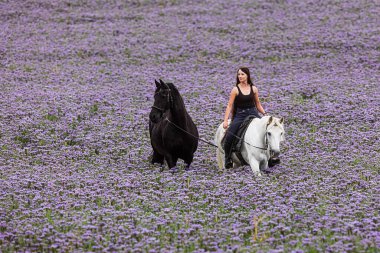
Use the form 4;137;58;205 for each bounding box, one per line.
89;103;99;115
44;113;59;121
14;130;31;147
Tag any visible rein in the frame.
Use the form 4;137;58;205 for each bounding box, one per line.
226;123;269;151
151;85;273;153
164;117;218;148
152;87;173;113
164;117;269;152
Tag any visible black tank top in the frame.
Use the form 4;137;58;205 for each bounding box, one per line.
235;85;255;109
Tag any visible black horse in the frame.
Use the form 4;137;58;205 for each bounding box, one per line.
149;79;198;173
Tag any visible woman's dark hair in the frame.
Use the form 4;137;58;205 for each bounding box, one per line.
232;67;255;120
236;67;253;86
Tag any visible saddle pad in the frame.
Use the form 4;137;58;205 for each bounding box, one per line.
233;115;257;152
221;115;257;152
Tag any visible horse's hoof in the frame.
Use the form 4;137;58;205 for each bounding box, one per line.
224;159;233;169
170;167;179;173
268;157;280;167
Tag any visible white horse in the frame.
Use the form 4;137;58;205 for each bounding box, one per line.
214;116;285;176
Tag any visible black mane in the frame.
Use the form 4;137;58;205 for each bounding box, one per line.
165;82;185;112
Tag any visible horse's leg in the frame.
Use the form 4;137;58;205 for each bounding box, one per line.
233;160;240;169
248;158;262;177
231;154;240;169
165;155;179;173
268;157;281;167
184;155;193;171
216;148;224;170
151;149;164;165
260;158;269;173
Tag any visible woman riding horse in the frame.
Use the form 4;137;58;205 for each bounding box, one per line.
223;67;267;169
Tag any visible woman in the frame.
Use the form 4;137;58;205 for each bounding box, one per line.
223;67;266;169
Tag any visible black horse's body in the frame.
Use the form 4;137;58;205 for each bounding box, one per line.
149;80;198;172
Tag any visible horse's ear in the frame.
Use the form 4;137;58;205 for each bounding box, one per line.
155;79;160;88
267;116;273;125
160;79;170;89
279;117;284;124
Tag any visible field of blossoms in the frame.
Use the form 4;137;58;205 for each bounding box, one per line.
1;0;379;252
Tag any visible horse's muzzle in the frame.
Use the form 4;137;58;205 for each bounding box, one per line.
271;150;280;158
149;111;162;123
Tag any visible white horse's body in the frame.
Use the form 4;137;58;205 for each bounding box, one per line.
214;116;285;176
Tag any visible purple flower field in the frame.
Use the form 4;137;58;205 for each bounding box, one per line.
1;0;379;252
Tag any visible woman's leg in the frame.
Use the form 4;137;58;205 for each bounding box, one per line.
224;115;245;168
249;107;261;118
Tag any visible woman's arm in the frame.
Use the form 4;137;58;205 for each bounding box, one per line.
223;87;238;128
252;86;266;115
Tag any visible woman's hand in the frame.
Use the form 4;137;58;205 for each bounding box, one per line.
222;87;237;130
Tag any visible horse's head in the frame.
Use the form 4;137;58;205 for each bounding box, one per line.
265;116;285;158
149;79;174;123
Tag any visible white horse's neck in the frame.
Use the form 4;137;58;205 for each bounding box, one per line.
245;116;270;147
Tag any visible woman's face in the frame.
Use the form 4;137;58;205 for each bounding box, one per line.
237;69;248;83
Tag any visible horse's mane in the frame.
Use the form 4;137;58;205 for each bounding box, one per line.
266;116;285;131
166;82;186;111
273;118;284;127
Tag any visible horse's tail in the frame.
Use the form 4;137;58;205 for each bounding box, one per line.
215;122;228;170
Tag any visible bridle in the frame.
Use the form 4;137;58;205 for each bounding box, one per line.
263;124;272;154
263;122;284;155
151;105;166;113
151;88;173;114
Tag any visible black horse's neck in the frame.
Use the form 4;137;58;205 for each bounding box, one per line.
169;106;189;127
166;84;189;128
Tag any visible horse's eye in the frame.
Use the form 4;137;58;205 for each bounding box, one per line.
267;132;271;136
